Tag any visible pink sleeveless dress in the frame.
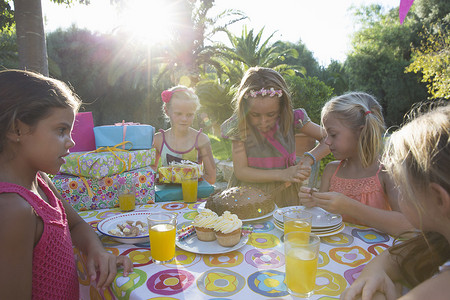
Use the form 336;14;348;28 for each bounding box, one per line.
0;175;79;299
329;161;391;225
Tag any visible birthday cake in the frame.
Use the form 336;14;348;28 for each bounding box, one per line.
205;186;275;220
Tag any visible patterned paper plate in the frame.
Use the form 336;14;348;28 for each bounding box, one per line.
97;211;151;244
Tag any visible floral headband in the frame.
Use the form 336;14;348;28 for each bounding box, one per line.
161;89;190;103
243;87;283;99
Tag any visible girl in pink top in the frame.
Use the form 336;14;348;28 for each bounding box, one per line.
300;92;413;236
0;70;132;299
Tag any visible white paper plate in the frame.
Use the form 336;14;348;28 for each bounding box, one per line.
197;202;275;222
273;206;342;228
176;233;249;254
274;222;345;237
274;219;342;233
97;211;151;244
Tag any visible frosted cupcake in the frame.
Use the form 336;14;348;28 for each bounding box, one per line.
214;211;243;247
193;209;218;241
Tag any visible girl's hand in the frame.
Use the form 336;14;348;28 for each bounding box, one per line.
283;163;311;183
307;191;352;215
298;186;317;207
340;270;398;300
86;249;133;290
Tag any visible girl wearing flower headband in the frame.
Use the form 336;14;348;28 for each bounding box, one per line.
152;85;216;184
299;92;413;236
221;67;329;207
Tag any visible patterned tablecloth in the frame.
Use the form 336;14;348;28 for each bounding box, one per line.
76;200;394;299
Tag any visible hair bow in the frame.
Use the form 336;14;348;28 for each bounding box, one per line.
161;90;173;103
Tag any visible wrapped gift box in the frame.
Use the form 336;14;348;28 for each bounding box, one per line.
158;162;203;184
52;167;155;211
94;123;154;150
60;148;156;179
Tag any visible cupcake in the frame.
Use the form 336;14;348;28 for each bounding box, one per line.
193;209;218;241
214;211;243;247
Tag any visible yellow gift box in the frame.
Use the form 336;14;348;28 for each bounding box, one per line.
158;161;203;183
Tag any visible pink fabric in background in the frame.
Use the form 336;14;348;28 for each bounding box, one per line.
399;0;415;24
71;112;96;152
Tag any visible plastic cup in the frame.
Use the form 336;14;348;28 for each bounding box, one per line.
147;212;177;264
181;168;198;203
118;182;136;212
284;232;320;298
283;210;312;235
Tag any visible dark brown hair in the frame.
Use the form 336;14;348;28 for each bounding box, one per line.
0;69;81;153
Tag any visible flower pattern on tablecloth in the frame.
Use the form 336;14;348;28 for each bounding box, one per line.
168;249;201;267
247;233;280;249
113;269;147;300
321;232;353;246
203;251;244;267
162;202;187;210
344;264;366;285
329;246;372;267
197;268;245;297
250;221;274;232
368;243;390;256
315;269;347;296
247;270;288;297
147;269;194;296
245;249;284;269
121;248;153;267
352;228;390;244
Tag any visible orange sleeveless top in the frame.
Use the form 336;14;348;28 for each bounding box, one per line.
329;161;391;225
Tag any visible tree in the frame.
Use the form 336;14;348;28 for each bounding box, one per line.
1;0;88;75
406;25;450;99
344;4;428;126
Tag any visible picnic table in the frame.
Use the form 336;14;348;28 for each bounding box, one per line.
76;200;394;299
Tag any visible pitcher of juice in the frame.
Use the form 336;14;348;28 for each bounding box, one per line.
147;212;177;263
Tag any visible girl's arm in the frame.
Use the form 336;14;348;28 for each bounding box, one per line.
198;133;216;184
298;121;330;166
232;140;310;183
40;173;133;290
150;132;163;172
0;194;35;299
340;250;402;300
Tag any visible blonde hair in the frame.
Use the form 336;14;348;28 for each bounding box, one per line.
232;67;293;140
382;104;450;287
162;85;200;119
382;104;450;223
321;92;385;168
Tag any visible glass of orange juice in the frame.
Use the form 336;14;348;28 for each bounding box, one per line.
284;232;320;298
181;167;198;203
118;182;136;212
147;212;177;264
283;210;312;235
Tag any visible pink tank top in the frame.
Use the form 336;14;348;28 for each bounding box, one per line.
159;129;203;166
329;161;391;225
0;175;79;299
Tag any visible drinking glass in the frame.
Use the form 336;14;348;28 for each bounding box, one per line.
284;232;320;298
283;210;312;235
147;212;177;263
118;182;136;212
181;167;198;203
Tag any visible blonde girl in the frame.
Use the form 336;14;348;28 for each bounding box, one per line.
341;104;450;300
152;85;216;184
0;70;132;299
221;67;329;207
300;92;413;236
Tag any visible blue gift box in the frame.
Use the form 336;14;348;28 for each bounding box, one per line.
94;123;154;150
155;181;215;202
